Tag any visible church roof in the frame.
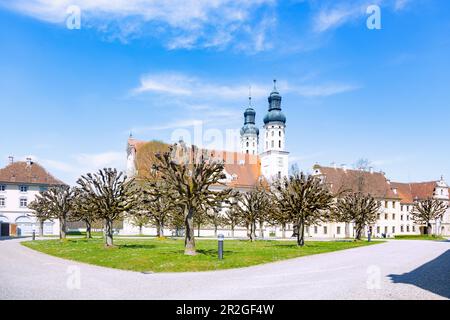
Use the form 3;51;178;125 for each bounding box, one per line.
129;139;262;189
0;161;65;186
391;181;446;204
313;165;400;199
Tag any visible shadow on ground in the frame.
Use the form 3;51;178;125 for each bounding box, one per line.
388;249;450;299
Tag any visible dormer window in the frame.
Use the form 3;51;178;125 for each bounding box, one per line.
19;185;28;193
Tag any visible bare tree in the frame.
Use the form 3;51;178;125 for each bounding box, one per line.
128;212;150;235
151;143;234;255
77;168;136;247
30;186;73;240
223;197;242;238
71;188;98;239
411;198;447;236
272;173;334;246
237;185;272;242
335;192;380;240
28;196;51;237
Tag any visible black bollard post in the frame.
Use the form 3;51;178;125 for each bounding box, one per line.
218;234;224;260
32;230;36;241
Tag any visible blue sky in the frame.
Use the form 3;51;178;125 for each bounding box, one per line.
1;0;449;185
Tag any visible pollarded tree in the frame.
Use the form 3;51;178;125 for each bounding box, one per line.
152;143;234;255
28;196;52;237
77;168;136;247
411;198;447;235
223;196;242;238
238;186;273;242
71;188;98;239
134;180;176;238
335;192;380;240
272;172;334;246
128;212;150;235
30;186;74;240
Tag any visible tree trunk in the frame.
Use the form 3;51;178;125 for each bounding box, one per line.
185;208;196;255
59;217;67;240
214;223;218;237
297;220;305;246
85;220;92;239
104;219;114;247
39;219;44;237
249;221;257;242
281;223;286;239
197;222;201;237
139;225;143;236
156;223;162;238
231;224;235;238
160;222;164;237
259;220;264;239
355;224;363;240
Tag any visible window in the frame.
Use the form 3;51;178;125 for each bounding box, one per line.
246;142;249;147
279;140;281;148
392;226;395;233
19;185;28;193
392;214;396;220
323;226;328;234
337;226;341;234
401;205;404;211
392;201;396;209
385;201;388;208
314;226;318;234
0;197;5;207
406;225;410;232
412;226;415;232
271;140;274;148
401;215;404;221
377;213;381;219
384;213;388;220
271;131;274;136
377;226;380;234
384;226;388;234
0;185;5;192
246;150;249;154
20;198;28;207
401;225;404;232
407;215;409;221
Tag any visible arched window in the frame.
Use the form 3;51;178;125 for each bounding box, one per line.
271;140;274;148
279;140;281;148
279;131;281;137
246;142;249;147
271;131;274;137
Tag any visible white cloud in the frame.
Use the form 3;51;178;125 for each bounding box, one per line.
132;72;359;99
74;151;124;169
0;0;276;51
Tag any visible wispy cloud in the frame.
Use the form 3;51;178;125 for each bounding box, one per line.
132;72;359;99
0;0;276;51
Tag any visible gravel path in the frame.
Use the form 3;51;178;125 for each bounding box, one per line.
1;238;449;300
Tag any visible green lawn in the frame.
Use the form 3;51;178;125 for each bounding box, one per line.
393;234;447;241
22;238;380;273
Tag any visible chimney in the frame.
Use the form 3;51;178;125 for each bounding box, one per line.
26;157;32;166
8;156;14;164
369;167;374;174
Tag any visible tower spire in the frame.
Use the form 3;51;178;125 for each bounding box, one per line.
248;85;252;106
273;79;277;91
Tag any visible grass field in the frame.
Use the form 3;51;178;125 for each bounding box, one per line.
393;234;447;241
22;238;380;273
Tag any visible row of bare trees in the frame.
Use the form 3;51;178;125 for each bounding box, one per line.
29;142;448;255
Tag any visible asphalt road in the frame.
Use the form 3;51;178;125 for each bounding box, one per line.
0;238;449;300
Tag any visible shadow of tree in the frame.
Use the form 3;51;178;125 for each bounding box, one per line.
388;249;450;299
118;244;156;249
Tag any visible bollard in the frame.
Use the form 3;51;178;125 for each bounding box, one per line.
32;230;36;241
368;231;371;242
218;234;224;260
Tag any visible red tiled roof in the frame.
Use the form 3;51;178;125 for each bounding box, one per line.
313;165;400;199
391;181;441;204
0;161;65;185
131;139;262;188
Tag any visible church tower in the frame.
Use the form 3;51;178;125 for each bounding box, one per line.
240;94;259;155
260;80;289;180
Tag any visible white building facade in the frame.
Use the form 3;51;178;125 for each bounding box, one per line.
0;158;63;236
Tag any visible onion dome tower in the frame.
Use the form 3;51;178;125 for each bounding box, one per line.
240;91;259;155
260;80;289;180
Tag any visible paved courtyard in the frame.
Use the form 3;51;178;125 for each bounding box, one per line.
0;238;449;300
